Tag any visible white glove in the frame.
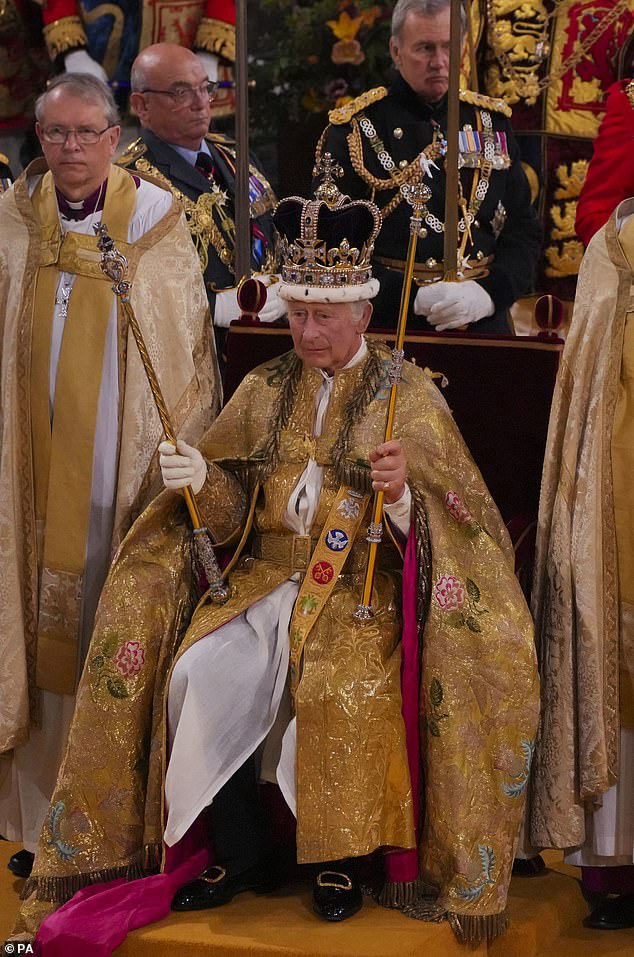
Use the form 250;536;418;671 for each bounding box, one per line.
257;278;287;323
64;49;108;82
414;280;494;332
159;439;207;494
213;276;287;327
196;51;220;82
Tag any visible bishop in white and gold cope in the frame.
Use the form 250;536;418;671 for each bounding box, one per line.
0;71;220;885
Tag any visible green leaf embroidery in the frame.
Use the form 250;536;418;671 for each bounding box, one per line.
265;352;295;387
430;677;443;708
100;633;119;657
466;578;481;602
466;616;482;632
106;677;129;699
299;594;318;615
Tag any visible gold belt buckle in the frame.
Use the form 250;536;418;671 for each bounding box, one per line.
291;535;312;571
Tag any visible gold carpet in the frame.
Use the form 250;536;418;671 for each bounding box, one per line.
2;842;634;957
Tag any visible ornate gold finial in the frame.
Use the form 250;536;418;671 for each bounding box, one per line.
312;152;345;208
401;182;432;239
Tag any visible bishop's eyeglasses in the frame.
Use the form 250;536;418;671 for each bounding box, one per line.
39;125;117;145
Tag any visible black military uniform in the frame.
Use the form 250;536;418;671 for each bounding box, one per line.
117;128;278;318
0;153;14;193
315;75;542;334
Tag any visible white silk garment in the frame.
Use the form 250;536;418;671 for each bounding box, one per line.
164;338;411;845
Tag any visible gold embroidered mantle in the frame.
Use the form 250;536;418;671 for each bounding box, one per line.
529;204;634;847
15;345;538;943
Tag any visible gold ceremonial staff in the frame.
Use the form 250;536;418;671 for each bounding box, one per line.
355;181;431;621
354;0;464;618
443;0;462;283
94;223;230;604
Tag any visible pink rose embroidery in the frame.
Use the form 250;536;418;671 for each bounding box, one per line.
434;575;465;611
113;640;146;677
445;491;472;524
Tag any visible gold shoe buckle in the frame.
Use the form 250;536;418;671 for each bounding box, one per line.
316;870;353;890
200;864;227;884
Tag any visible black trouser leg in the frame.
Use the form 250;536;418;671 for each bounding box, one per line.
210;754;267;876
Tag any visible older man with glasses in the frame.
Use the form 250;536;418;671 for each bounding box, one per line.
0;71;221;885
119;42;286;352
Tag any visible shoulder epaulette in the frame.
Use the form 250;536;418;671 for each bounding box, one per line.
625;79;634;111
116;137;148;167
328;87;388;125
0;152;9;165
206;131;235;146
459;89;512;117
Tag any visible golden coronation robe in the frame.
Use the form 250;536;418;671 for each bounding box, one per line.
0;160;221;846
529;200;634;857
15;341;538;943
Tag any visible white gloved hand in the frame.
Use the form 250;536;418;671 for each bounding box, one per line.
212;287;240;328
414;280;494;332
64;49;108;82
159;439;207;495
213;276;287;327
257;278;287;324
196;51;220;82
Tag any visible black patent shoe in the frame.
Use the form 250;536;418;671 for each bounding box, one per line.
313;867;363;922
512;854;546;877
8;849;34;879
584;894;634;930
171;863;272;911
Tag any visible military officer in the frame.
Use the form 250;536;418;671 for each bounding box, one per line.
315;0;542;334
119;42;285;342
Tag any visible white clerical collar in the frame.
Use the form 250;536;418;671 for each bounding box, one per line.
320;336;368;382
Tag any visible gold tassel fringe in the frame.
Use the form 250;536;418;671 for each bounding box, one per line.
378;877;435;909
21;842;162;903
195;18;235;62
43;17;88;60
447;910;509;944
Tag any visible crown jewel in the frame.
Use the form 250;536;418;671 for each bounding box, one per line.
273;154;381;297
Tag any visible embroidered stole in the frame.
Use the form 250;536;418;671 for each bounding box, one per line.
30;165;137;695
289;486;370;704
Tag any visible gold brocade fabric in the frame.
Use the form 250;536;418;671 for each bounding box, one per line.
0;159;221;758
530;204;634;850
611;217;634;728
15;344;538;939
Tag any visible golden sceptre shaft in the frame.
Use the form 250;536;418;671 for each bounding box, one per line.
94;223;230;603
354;181;431;621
